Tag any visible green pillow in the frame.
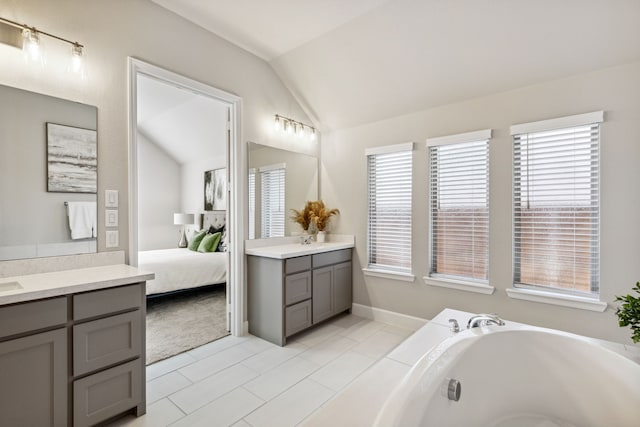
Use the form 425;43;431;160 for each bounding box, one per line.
188;231;207;251
197;232;221;253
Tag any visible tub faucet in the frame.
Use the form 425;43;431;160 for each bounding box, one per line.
467;313;505;329
448;319;460;333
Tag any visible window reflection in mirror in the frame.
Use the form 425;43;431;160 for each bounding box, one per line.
0;84;98;261
247;142;318;239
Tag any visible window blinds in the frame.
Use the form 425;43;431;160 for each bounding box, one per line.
513;120;600;295
248;169;256;239
366;144;413;273
428;136;489;282
260;166;285;238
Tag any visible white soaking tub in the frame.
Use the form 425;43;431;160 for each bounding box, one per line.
375;323;640;427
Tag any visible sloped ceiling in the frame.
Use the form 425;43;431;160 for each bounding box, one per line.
137;74;228;165
151;0;640;131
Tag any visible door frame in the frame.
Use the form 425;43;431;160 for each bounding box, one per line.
127;57;245;337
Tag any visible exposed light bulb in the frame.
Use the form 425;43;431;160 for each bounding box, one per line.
68;43;86;80
310;128;316;141
298;123;305;137
288;121;295;135
22;28;42;63
274;115;281;131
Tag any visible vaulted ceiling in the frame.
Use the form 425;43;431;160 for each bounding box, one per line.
151;0;640;131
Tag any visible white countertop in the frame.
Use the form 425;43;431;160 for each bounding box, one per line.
245;241;355;259
0;264;154;306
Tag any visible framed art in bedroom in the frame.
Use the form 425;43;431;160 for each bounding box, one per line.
46;122;97;193
204;168;226;211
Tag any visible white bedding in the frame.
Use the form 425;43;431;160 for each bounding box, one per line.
138;248;226;295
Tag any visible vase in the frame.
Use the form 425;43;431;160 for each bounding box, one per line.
316;231;326;243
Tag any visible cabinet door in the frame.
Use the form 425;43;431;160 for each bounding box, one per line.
333;261;353;314
0;328;67;427
312;266;334;323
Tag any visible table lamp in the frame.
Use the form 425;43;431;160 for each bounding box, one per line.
174;213;195;248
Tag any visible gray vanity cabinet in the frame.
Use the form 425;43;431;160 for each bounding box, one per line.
312;261;352;323
0;296;68;427
248;248;352;346
0;283;145;427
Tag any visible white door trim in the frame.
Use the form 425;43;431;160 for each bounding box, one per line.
127;57;245;337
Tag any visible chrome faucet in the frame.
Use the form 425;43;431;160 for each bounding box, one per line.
448;319;460;333
300;235;314;245
466;313;505;329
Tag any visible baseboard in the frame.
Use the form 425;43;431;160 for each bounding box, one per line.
351;303;428;330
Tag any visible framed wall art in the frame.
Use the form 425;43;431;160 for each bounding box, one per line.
47;122;97;193
204;168;226;211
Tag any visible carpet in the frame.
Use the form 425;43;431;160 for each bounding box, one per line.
146;284;229;365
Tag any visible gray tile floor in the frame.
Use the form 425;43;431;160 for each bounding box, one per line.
109;313;417;427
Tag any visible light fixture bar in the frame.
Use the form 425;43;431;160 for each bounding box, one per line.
0;16;84;49
274;114;315;135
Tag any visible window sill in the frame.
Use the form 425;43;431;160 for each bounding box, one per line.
505;288;607;312
422;276;495;295
362;268;415;282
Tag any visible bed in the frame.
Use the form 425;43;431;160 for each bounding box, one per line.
139;212;227;296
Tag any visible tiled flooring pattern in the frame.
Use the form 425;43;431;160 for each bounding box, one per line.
109;313;419;427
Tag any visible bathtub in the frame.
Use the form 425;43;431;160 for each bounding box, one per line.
375;322;640;427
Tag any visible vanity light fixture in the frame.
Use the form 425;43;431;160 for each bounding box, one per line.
0;16;85;79
274;114;317;140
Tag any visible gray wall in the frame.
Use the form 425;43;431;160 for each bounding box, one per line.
321;61;640;344
0;0;315;258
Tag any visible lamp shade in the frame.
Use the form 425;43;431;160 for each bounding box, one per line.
173;213;195;225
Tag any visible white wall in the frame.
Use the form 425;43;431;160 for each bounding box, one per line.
181;154;226;219
137;133;180;250
0;0;315;258
321;61;640;344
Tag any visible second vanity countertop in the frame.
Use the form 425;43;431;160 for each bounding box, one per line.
0;264;154;306
245;235;355;259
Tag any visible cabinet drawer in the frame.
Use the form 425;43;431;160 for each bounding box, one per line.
0;297;67;340
285;255;311;274
312;249;352;268
74;284;142;321
73;310;142;376
285;300;312;337
73;359;142;427
285;271;312;306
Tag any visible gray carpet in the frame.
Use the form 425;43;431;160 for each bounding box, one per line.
146;284;229;365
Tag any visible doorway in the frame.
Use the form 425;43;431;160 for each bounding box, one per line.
127;58;244;363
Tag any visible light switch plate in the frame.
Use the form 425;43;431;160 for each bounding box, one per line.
105;230;119;248
105;190;118;208
105;209;118;227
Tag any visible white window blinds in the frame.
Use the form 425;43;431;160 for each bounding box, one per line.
428;130;490;282
248;169;256;239
260;165;285;238
366;143;413;274
512;112;602;295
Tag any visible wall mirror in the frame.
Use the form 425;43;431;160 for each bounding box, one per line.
248;142;318;239
0;84;98;261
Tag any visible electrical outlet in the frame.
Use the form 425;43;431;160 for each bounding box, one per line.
105;230;119;248
105;209;118;227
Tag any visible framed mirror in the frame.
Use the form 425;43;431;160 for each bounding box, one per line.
0;84;98;261
248;142;318;239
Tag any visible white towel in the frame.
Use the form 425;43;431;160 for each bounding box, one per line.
67;201;97;239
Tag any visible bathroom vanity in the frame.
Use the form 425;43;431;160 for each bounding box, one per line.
246;239;354;346
0;264;153;427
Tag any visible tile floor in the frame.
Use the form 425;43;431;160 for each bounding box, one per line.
108;313;420;427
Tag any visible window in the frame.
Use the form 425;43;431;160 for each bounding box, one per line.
248;168;256;239
260;164;285;238
428;130;491;283
366;143;413;274
512;111;602;296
